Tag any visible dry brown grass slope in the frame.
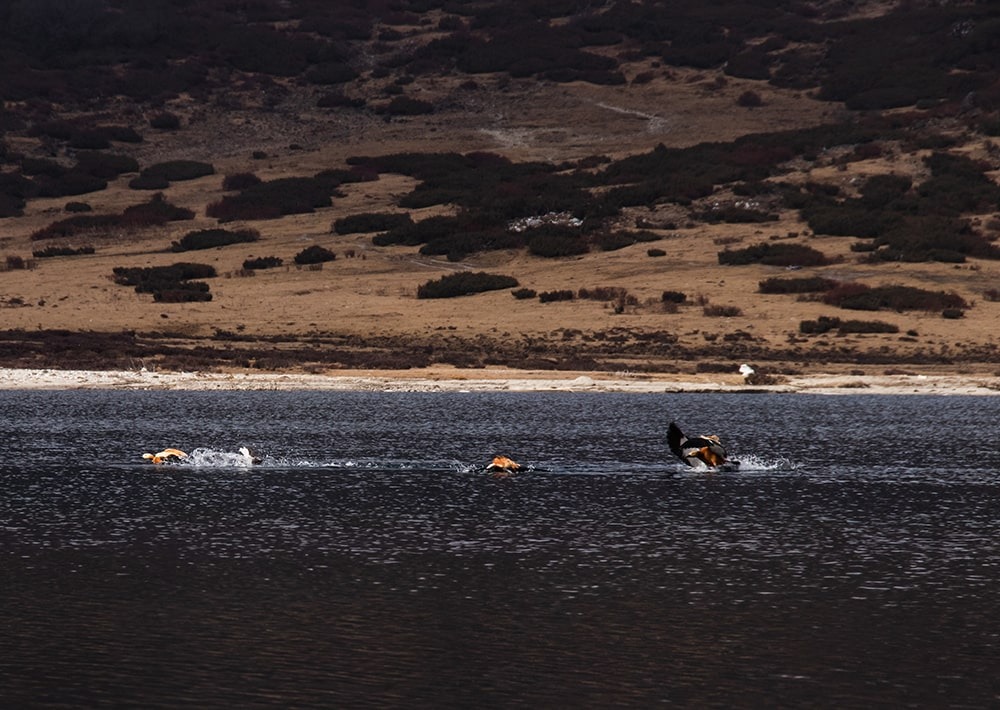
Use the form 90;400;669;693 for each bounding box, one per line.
2;65;999;376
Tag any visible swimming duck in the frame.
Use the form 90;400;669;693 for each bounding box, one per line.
239;446;262;465
485;455;524;478
142;448;188;464
668;422;739;471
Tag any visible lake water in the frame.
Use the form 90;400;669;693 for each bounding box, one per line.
2;390;1000;708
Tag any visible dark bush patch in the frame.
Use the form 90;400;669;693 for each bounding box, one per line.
538;290;574;303
647;248;666;257
20;157;65;177
823;283;969;312
317;92;366;108
4;255;31;270
112;262;215;302
64;201;92;213
417;272;518;299
33;245;95;258
737;90;763;107
34;171;107;197
528;231;588;258
222;173;262;191
578;286;629;302
294;245;337;265
128;173;170;190
121;193;194;224
154;286;212;303
592;231;635;251
73;152;140;179
140;160;214;183
838;319;899;334
511;288;536;300
171;228;259;252
243;256;283;270
703;304;742;317
718;242;830;267
758;276;839;294
942;308;965;319
208;175;338;222
68;130;111;150
149;112;181;130
800;316;900;335
377;96;434;115
32;194;193;240
661;290;687;303
799;316;841;334
334;212;413;234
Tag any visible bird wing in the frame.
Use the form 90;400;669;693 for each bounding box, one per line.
668;422;697;466
668;422;728;467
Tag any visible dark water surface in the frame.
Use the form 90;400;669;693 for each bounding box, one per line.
2;390;1000;708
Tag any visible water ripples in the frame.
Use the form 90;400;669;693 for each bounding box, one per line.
5;390;1000;707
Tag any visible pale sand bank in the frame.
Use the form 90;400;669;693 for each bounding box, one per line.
1;367;999;395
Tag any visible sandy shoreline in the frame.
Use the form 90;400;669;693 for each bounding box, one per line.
1;366;999;395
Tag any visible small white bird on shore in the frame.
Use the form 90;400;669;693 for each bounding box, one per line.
739;363;755;380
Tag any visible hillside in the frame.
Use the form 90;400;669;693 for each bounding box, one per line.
2;0;1000;378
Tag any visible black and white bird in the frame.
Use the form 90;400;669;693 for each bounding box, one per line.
667;422;739;471
239;446;263;465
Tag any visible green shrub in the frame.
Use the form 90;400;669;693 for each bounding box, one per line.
171;228;259;252
294;245;337;265
417;271;518;298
